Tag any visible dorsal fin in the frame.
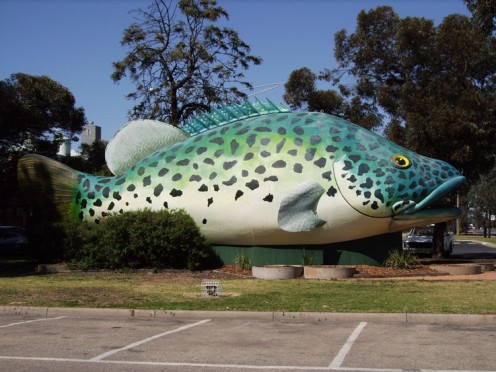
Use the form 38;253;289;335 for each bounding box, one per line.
106;119;188;176
179;99;290;136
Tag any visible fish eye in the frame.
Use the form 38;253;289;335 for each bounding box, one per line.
392;154;411;169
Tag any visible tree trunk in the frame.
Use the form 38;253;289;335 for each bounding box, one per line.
432;222;447;259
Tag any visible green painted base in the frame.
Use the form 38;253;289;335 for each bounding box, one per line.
212;233;402;267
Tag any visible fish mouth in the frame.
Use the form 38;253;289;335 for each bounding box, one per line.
393;175;465;220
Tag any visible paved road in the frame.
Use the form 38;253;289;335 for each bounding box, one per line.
1;310;496;372
452;240;496;259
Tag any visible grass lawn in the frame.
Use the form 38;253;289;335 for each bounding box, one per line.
1;270;496;314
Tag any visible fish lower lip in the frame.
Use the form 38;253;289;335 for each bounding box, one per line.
397;175;465;215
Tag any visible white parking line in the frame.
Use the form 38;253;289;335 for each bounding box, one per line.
329;322;367;369
90;318;211;361
0;316;66;328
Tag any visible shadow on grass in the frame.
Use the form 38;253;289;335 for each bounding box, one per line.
0;253;37;277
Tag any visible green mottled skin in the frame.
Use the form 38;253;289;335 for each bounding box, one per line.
73;111;461;238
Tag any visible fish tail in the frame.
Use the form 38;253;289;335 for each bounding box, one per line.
17;154;79;220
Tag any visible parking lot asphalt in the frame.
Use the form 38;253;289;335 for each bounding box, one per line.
1;307;496;372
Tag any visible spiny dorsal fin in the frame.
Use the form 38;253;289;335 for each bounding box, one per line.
180;99;290;136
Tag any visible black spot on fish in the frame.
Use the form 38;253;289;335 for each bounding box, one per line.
149;161;158;167
108;202;115;211
77;174;84;182
326;145;339;153
163;201;168;209
177;159;190;166
277;115;289;121
263;194;274;202
255;126;271;132
198;184;208;192
358;164;370;176
81;199;87;209
246;179;259;190
197;147;207;155
272;160;286;168
260;138;270;146
172;173;182;182
294;163;303;173
230;140;239;155
137;167;145;176
113;191;122;200
89;208;95;217
158;168;169;177
343;146;352;152
246;134;257;147
143;176;152;186
349;154;361;163
327;186;337;197
87;192;95;200
261;150;271;158
276;138;286;153
374;190;384;203
210;172;217;180
214;149;224;157
115;177;126;186
310;135;321;145
264;176;278;182
202;219;207;224
94;199;102;207
102;187;110;198
314;157;326;168
170;189;182;197
79;211;84;220
294;126;304;135
223;160;237;170
95;219;100;224
371;201;379;210
98;178;111;184
127;184;136;192
244;153;254;161
235;190;244;200
165;155;176;163
305;118;314;124
374;169;385;177
154;184;163;197
288;149;297;156
236;127;250;135
305;148;316;161
146;197;152;204
342;161;353;171
134;193;138;198
190;175;202;182
255;165;266;174
277;127;286;135
294;138;303;146
223;176;237;186
185;146;195;154
364;191;372;199
83;179;90;192
101;212;108;217
360;178;373;189
204;158;215;165
221;126;230;135
332;136;342;142
322;171;332;181
214;185;220;191
207;197;213;207
242;170;249;177
95;185;102;192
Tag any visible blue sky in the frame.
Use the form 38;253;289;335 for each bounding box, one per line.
1;0;470;146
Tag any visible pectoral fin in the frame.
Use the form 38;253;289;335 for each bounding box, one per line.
278;181;327;232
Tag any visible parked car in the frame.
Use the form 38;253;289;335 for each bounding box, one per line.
0;226;29;254
403;225;454;257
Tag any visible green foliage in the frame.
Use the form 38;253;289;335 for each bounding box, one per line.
301;249;314;266
383;249;419;270
233;252;251;271
112;0;262;125
31;209;218;270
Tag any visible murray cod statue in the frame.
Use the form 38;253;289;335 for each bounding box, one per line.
18;100;464;246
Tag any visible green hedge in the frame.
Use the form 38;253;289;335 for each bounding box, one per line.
29;209;220;270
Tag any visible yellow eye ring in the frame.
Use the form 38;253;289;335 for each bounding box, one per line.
392;154;411;169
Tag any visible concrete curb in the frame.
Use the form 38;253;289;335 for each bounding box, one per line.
2;305;496;325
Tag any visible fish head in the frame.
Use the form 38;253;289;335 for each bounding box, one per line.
332;125;465;220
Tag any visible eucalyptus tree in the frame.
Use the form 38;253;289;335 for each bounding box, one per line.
112;0;262;125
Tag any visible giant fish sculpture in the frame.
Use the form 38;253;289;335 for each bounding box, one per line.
18;100;464;245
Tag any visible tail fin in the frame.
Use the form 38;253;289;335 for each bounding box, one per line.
17;154;78;220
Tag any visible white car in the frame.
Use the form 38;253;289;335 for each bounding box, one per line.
0;226;29;253
403;225;454;257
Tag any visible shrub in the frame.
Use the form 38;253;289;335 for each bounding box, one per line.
55;209;219;270
383;248;419;270
233;251;251;271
